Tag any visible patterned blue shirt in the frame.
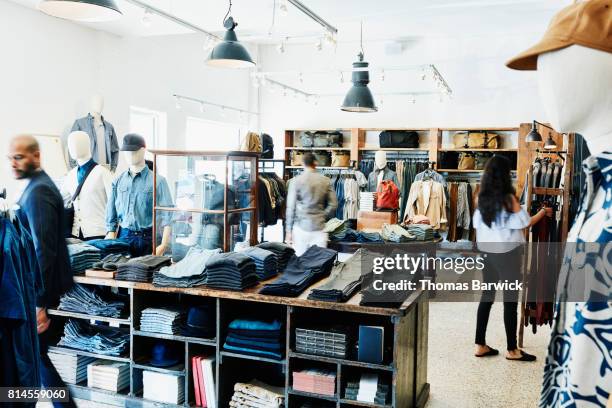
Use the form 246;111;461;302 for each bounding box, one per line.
105;166;173;232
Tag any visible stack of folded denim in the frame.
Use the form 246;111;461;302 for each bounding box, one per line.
223;319;283;360
92;254;131;271
404;224;434;241
240;247;278;280
58;320;129;356
230;379;285;408
259;246;337;297
153;247;221;288
86;239;131;258
68;243;102;274
140;308;186;335
205;252;258;291
115;255;172;282
256;242;295;273
58;284;126;318
324;218;347;235
381;224;415;243
331;228;384;243
308;249;364;303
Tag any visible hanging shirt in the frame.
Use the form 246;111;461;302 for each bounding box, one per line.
94;118;108;165
71;114;119;171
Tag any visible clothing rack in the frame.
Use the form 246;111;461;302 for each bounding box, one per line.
258;161;287;243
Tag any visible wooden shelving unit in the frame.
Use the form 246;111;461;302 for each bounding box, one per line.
57;277;429;408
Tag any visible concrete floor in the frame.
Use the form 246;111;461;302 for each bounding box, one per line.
425;302;551;408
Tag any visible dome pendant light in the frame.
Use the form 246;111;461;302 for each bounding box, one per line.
206;0;255;69
341;22;377;113
526;120;543;142
38;0;122;22
544;133;558;150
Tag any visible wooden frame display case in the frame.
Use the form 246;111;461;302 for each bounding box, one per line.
150;150;259;253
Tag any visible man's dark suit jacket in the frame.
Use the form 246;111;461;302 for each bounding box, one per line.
17;170;73;308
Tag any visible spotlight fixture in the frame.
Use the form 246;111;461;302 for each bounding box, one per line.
341;22;377;113
175;96;182;110
279;0;288;15
206;0;255;68
38;0;122;22
544;133;558;150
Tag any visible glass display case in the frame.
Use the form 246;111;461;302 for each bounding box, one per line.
150;150;259;257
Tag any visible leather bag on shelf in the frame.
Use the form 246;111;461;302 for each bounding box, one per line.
327;131;344;148
313;152;331;166
313;131;330;147
376;180;400;210
331;151;350;167
379;130;419;148
457;153;476;170
300;132;314;147
452;131;500;149
475;152;493;170
439;151;459;169
290;151;304;166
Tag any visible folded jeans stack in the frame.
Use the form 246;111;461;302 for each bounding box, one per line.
330;228;384;243
229;379;285;408
86;239;131;258
223;319;284;360
115;255;172;282
404;224;434;241
240;247;278;280
205;252;258;291
92;254;131;271
140;308;186;335
153;247;222;288
58;320;129;356
308;249;365;303
68;243;102;273
255;242;295;273
259;246;337;297
58;284;126;317
381;224;415;242
292;369;336;396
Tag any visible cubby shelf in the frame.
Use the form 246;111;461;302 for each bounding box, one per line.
340;398;393;407
132;329;216;346
219;350;286;366
48;346;131;363
47;308;130;325
288;388;338;402
288;351;394;372
132;361;186;376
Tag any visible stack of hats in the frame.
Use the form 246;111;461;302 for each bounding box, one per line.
86;239;131;258
67;243;101;274
153;248;221;288
223;319;283;360
87;361;130;392
181;304;216;339
205;253;258;291
292;368;336;396
149;342;181;367
230;379;285;408
344;373;389;405
48;350;96;384
140;308;186;335
116;255;172;282
256;242;295;272
239;247;278;280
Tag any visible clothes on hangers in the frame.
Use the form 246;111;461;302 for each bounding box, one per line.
257;173;286;227
405;179;447;230
446;182;474;242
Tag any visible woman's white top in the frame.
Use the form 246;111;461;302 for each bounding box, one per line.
473;208;530;253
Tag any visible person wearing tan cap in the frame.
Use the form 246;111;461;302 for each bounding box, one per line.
507;1;611;407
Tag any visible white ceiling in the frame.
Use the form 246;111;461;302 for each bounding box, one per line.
10;0;571;43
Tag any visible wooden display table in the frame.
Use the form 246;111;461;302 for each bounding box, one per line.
51;275;429;407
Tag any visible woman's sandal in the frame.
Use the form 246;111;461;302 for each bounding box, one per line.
506;350;536;362
475;347;499;357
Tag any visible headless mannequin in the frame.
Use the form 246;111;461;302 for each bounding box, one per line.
105;147;171;256
375;150;387;189
90;95;107;165
68;131;92;167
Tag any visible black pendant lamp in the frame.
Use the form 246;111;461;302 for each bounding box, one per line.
38;0;121;22
544;133;558;149
526;120;543;142
206;0;255;69
341;22;377;113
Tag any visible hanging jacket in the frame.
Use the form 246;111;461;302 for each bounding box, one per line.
405;180;447;230
366;167;399;193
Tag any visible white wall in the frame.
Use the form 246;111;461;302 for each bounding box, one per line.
0;1;255;200
257;34;549;158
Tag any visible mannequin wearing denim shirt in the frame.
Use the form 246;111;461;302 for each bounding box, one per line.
71;114;119;171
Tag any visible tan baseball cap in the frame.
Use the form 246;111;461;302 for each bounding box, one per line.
507;0;612;70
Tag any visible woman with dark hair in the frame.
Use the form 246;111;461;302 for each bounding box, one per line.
472;155;551;361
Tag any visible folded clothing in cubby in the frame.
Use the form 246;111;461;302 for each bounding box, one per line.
115;255;172;282
205;252;259;291
223;319;284;360
48;351;97;384
143;370;184;404
255;242;295;273
140;307;186;335
295;327;350;359
57;320;129;356
87;360;130;393
259;246;337;297
344;373;390;405
292;368;336;396
58;284;126;318
230;379;285;408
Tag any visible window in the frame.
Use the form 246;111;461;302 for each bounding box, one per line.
185;116;243;151
129;106;167;151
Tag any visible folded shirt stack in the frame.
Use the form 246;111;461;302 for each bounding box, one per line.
381;223;415;243
205;252;258;291
140;308;186;335
308;249;365;303
255;242;295;273
48;351;97;384
68;243;101;274
91;254;131;271
153;247;222;288
323;218;347;235
58;284;126;318
115;255;172;282
87;361;130;392
86;239;131;258
223;319;284;360
359;192;377;211
143;370;184;404
240;247;278;280
229;379;285;408
404;224;435;241
58;320;129;356
259;246;337;297
292;369;336;396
